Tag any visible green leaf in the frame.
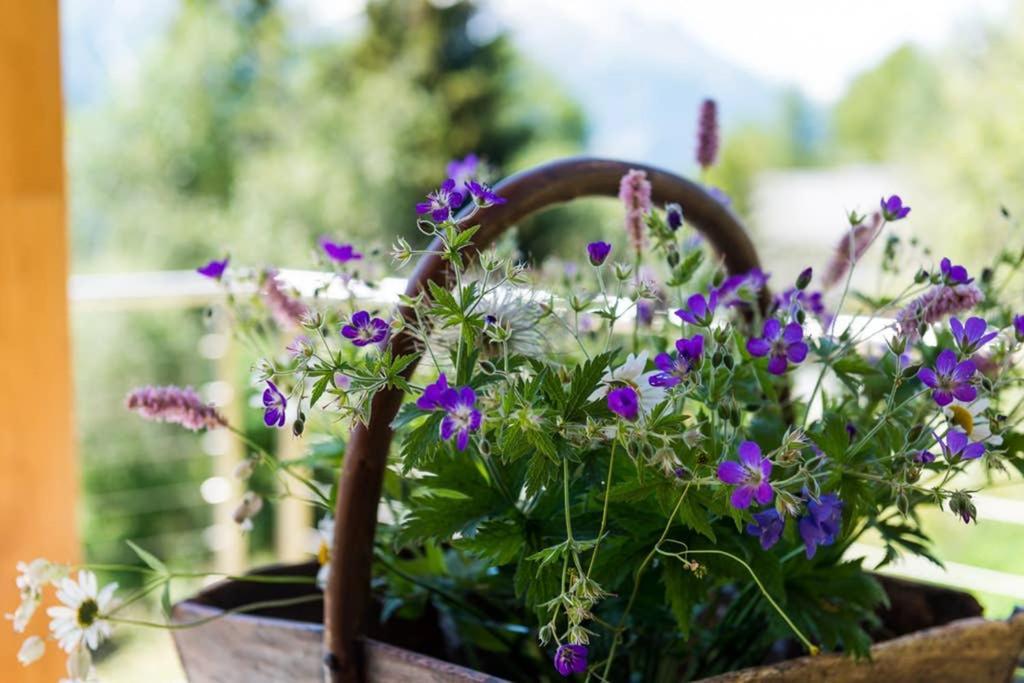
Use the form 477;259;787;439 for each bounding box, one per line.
309;373;331;409
661;559;700;638
160;581;172;618
453;517;525;565
126;540;167;574
564;351;615;419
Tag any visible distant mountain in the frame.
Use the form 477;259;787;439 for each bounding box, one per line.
485;2;792;170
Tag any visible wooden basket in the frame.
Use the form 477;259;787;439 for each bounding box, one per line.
171;157;1024;682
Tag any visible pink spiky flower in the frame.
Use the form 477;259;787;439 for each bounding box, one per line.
696;99;719;169
126;386;227;431
618;169;652;253
262;268;308;330
895;283;984;341
821;212;883;290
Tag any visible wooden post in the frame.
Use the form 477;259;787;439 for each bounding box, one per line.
0;1;78;680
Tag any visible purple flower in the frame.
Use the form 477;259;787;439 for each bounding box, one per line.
464;180;506;208
696;98;719;169
950;317;997;356
880;195;911;221
713;269;768;308
553;643;588;677
341;311;389;347
939;257;973;285
446;154;479;189
1014;314;1024;342
674;291;718;327
587;241;612;267
439;386;482;451
262;380;287;428
746;508;784;550
607;386;640;421
774;288;826;319
746;319;809;375
666;203;683;231
717;441;773;509
935;429;985;461
799;493;843;559
126;385;227;431
619;169;652;253
417;373;450;411
197;257;229;280
416;178;463;222
822;212;882;289
262;269;308;330
650;335;704;388
914;450;936;464
917;349;976;406
320;239;363;263
286;335;314;358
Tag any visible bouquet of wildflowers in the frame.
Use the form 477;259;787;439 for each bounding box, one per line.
12;105;1024;682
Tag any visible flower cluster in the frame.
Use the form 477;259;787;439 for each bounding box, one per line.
126;385;226;431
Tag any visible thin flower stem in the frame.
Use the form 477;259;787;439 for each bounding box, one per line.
597;480;692;681
586;440;618;578
662;546;818;655
106;593;324;630
562;458;586;576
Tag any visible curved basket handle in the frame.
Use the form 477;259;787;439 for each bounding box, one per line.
323;157;764;681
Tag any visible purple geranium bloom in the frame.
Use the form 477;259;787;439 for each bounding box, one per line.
197;257;229;280
674;291;718;327
774;288;826;319
950;316;997;356
607;386;640;421
553;643;588;677
746;319;809;375
917;349;976;406
262;380;287;428
464;180;506;208
880;195;911;221
439;386;482;451
416;178;463;222
320;238;363;264
799;492;843;559
650;335;704;387
1014;314;1024;342
714;269;768;308
746;508;784;550
914;450;937;464
939;257;973;285
417;373;450;411
636;300;654;327
446;153;479;189
341;310;389;347
935;429;985;461
587;241;612;266
717;441;773;509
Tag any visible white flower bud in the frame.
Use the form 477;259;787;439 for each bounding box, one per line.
17;636;44;666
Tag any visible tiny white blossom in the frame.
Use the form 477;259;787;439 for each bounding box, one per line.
7;558;67;632
47;571;117;653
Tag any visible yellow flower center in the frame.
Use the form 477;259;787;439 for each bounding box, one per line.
317;541;330;566
950;405;974;435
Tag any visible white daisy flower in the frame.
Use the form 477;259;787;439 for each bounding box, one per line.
17;635;45;666
7;558;67;632
943;398;1002;446
588;351;667;415
47;570;117;653
315;516;335;590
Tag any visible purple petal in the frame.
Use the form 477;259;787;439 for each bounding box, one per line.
952;359;976;382
440;416;456;440
962;442;985;460
949;317;964;342
952;384;977;403
786;341;809;363
717;461;745;485
917;367;938;388
766;355;788;375
456;429;470;451
738;441;762;468
747;338;770;357
754;481;774;505
782;322;804;344
932;390;954;407
934;349;957;375
654;352;675;373
762;318;782;341
945;430;968;454
459;386;477;407
730;486;755;510
964;317;987;342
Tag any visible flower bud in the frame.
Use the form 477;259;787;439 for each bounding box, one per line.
233;458;255;480
292;417;305;437
17;636;44;666
949;491;977;524
795;267;813;290
914;268;929;284
666;203;684;231
907;424;925;444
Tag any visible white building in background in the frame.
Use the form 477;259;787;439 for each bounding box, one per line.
747;164;921;290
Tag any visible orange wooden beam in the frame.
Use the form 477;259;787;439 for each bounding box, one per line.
0;1;78;680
